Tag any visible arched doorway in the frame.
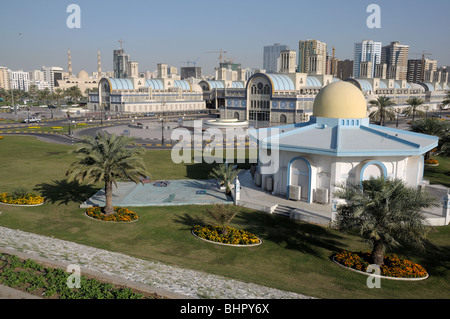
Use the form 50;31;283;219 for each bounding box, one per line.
234;112;240;120
359;161;387;183
287;157;311;202
280;114;287;123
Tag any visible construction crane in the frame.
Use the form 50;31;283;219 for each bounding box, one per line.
180;57;199;67
206;49;227;64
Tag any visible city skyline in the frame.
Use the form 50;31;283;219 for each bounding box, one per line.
1;0;449;76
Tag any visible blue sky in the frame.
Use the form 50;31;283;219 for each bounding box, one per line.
1;0;449;76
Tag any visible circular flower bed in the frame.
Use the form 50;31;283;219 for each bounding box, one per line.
192;225;261;246
0;192;44;206
85;206;138;223
333;250;428;279
425;158;439;166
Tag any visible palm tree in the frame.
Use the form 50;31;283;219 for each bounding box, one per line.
53;88;64;107
66;133;148;215
442;91;450;109
66;86;83;102
333;177;438;266
209;162;241;194
410;118;449;159
37;88;51;106
368;96;396;126
404;97;425;121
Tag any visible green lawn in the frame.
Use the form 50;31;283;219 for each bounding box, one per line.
0;135;449;299
424;155;450;187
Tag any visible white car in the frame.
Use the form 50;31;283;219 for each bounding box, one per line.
22;116;41;123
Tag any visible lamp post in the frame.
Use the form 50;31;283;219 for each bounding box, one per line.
67;111;71;136
395;108;400;127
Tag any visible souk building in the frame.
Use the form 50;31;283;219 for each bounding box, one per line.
248;81;449;225
87;63;206;114
200;50;449;125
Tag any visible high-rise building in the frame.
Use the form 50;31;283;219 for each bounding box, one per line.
336;60;353;80
181;67;202;79
0;66;10;90
353;40;382;78
113;48;130;78
298;40;327;75
10;70;30;91
381;41;409;80
263;43;289;73
42;66;63;92
407;59;423;83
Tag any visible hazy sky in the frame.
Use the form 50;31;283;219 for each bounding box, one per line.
1;0;449;76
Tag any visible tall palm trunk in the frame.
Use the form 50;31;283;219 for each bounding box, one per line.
371;241;385;266
104;179;114;215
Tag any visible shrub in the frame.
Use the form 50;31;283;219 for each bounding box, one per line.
203;203;239;236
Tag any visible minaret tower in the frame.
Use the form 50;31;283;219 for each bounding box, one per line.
68;49;73;77
97;50;102;76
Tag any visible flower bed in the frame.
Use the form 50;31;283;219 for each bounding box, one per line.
28;126;41;129
333;250;428;279
0;192;44;206
425;158;439;166
85;206;138;222
51;127;63;130
192;225;261;246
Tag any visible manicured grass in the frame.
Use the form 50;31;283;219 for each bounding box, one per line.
0;135;449;299
424;155;450;187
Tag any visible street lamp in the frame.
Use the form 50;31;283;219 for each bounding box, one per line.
67;111;71;136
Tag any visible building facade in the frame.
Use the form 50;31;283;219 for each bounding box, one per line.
353;40;382;78
298;40;327;75
263;43;289;74
381;41;410;80
88;63;205;115
9;70;30;91
0;66;10;90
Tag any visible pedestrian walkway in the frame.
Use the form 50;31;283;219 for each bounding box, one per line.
0;226;312;299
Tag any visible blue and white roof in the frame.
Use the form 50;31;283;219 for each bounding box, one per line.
145;79;164;90
306;76;322;87
107;78;134;90
174;80;192;91
266;74;296;91
253;117;438;157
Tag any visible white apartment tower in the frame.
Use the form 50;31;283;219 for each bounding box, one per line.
353;40;382;78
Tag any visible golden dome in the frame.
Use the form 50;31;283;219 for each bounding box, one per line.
313;81;367;119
